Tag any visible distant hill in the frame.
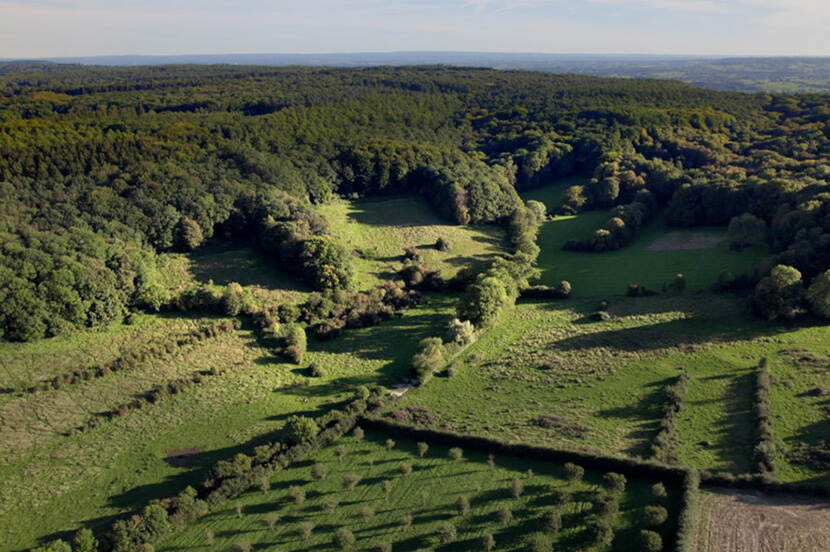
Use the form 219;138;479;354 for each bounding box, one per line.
2;52;828;92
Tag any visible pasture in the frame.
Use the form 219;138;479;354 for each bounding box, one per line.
317;196;505;289
158;430;679;552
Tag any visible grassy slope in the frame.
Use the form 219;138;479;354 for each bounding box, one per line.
0;297;454;551
316;196;505;290
393;295;830;486
159;431;678;552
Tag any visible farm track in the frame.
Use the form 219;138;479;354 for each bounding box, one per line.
695;487;830;552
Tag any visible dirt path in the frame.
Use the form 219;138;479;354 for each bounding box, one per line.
695;487;830;552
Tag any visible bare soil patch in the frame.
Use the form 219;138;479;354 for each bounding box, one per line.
695;487;830;552
165;448;201;467
648;232;723;251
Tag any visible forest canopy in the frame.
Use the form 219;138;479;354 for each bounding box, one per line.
0;63;828;340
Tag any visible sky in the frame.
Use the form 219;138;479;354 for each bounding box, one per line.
1;0;828;58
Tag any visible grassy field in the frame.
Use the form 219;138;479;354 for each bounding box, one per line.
391;294;830;486
0;296;455;551
316;196;506;290
159;430;679;552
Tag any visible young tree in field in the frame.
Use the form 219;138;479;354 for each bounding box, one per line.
400;513;413;532
651;482;667;499
541;508;562;535
488;453;496;469
235;503;243;519
806;269;830;319
603;472;627;494
550;489;570;506
456;495;470;516
323;497;339;513
343;474;362;490
284;415;319;444
564;462;584;484
524;532;553;552
377;541;392;552
447;318;476;345
399;462;413;476
437;522;457;544
334;527;357;550
264;513;280;530
644;505;669;526
232;540;252;552
448;447;464;461
482;533;496;552
353;426;365;440
382;480;393;500
360;506;375;523
298;522;315;541
640;529;663;552
259;476;271;493
312;462;328;480
288;486;306;505
283;324;308;364
497;506;513;525
750;264;804;320
511;476;524;499
205;529;214;546
412;337;446;384
386;438;396;451
336;445;347;462
222;282;247;316
417;441;429;458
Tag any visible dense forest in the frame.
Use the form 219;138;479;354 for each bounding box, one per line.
0;63;828;340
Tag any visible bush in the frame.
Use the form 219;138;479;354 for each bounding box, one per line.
644;505;669;526
437;521;457;544
447;318;476;345
497;506;513;524
640;529;663;552
417;441;429;457
284;415;319;444
308;363;326;377
651;482;667;499
806;269;830;318
288;485;306;505
564;462;584;484
750;264;803;320
283;324;308;364
591;310;611;321
232;540;252;552
343;474;362;490
360;506;375;522
298;521;315;541
603;472;627;493
482;533;496;552
456;495;470;516
448;447;464;461
549;488;570;506
312;462;328;480
412;337;446;384
334;527;356;550
435;237;451;251
541;508;562;535
524;532;553;552
511;476;524;498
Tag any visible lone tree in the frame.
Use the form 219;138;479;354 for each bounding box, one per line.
382;480;393;500
541;508;562;535
437;522;457;545
526;199;547;222
457;495;470;516
524;532;553;552
353;426;365;440
750;264;804;320
322;497;339;513
288;485;306;505
298;522;315;541
511;476;524;499
482;533;496;552
417;441;429;457
497;506;513;524
412;337;446;384
385;438;396;451
312;462;328;480
435;236;451;251
448;447;464;461
264;513;280;530
343;474;362;490
283;324;307;364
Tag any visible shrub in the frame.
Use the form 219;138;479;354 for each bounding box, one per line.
377;541;393;552
447;318;476;345
284;415;319;444
497;506;513;524
457;495;470;516
382;479;393;500
71;529;98;552
334;527;356;550
564;462;584;484
323;497;339;513
644;505;669;526
288;485;306;505
336;445;347;462
587;519;614;547
511;477;524;499
353;426;365;440
312;462;328;480
603;472;627;494
400;514;413;532
308;363;326;377
412;337;446;384
298;521;315;541
417;441;429;457
360;506;375;522
448;447;464;461
283;324;307;364
399;462;413;476
343;474;362;490
541;508;562;535
640;529;663;552
264;513;280;530
526;200;547;221
232;540;252;552
482;533;496;552
651;482;667;499
594;492;619;516
386;438;396;451
750;264;803;320
435;237;451;251
555;280;572;298
524;532;553;552
222;282;247;316
437;522;457;544
806;269;830;318
550;488;570;506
